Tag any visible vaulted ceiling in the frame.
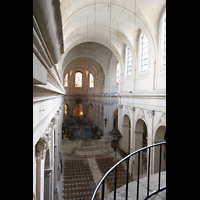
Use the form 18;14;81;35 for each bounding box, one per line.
60;0;166;75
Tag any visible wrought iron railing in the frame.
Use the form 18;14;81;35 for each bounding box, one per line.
91;141;166;200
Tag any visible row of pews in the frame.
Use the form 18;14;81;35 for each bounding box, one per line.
63;159;100;200
95;157;132;193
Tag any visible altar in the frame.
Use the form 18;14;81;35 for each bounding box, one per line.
82;139;91;146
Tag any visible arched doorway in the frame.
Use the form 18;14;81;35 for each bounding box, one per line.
73;104;79;116
79;104;83;118
88;104;93;123
113;109;118;128
134;119;148;175
154;126;166;173
122;115;131;154
73;104;84;118
64;104;68;122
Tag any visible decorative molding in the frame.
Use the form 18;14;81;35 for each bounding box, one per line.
138;108;144;119
158;112;166;125
135;130;143;134
124;106;129;116
36;138;47;152
130;107;135;112
44;167;53;175
35;138;48;160
147;110;155;118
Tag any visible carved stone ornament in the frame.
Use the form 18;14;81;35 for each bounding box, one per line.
75;98;82;105
158;112;166;125
124;106;129;115
147;110;155;118
36;138;47;152
130;107;135;112
138;109;144;119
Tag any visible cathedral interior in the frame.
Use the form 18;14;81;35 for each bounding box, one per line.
33;0;166;199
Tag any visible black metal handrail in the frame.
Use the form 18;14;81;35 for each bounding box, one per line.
91;141;166;200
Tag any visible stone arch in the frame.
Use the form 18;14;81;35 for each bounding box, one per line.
153;125;166;174
134;119;148;175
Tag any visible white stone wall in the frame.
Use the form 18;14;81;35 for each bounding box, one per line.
33;0;65;198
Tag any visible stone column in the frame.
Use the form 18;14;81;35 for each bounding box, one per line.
132;130;143;177
129;107;135;152
36;138;48;200
122;123;130;153
44;168;53;200
118;105;123;133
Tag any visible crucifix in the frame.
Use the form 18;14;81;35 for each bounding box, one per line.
104;117;108;127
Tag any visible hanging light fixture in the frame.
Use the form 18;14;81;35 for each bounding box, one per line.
83;16;89;166
89;0;96;190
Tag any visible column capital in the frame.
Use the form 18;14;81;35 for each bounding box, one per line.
36;138;48;152
130;107;135;112
44;167;53;176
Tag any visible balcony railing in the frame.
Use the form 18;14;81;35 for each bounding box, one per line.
91;141;166;200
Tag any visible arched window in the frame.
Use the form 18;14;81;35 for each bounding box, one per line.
141;33;149;72
89;73;94;87
75;72;82;87
64;73;68;87
126;47;132;77
116;61;120;84
163;17;166;66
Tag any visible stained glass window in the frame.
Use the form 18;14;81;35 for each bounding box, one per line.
163;17;166;66
90;73;94;87
64;73;68;87
141;33;148;72
127;47;132;77
116;62;120;84
75;72;82;87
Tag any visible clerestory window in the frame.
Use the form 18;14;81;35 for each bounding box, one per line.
126;47;132;77
141;33;149;72
64;73;68;87
89;73;94;87
75;72;82;87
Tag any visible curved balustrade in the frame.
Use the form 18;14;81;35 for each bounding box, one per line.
91;142;166;200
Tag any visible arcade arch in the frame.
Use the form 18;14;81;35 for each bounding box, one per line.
153;126;166;173
134;119;148;175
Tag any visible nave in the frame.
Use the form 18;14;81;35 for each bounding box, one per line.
63;159;99;200
60;136;117;199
